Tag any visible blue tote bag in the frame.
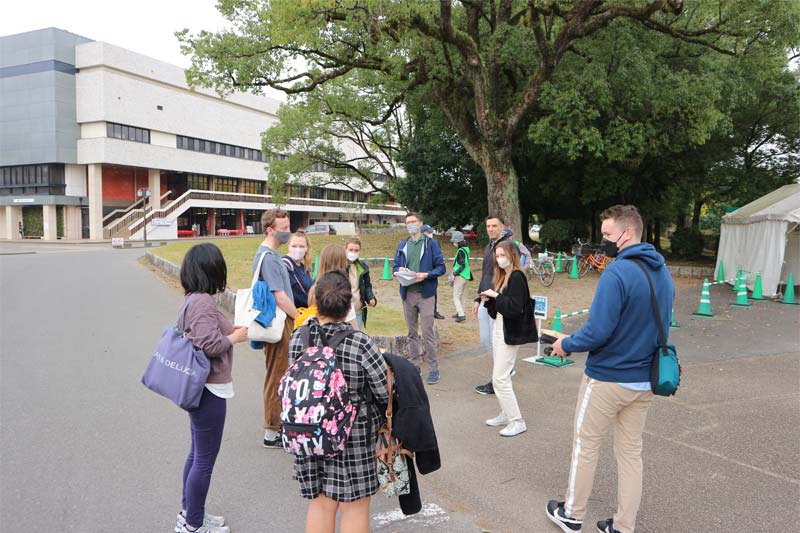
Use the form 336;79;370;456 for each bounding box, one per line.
141;295;211;409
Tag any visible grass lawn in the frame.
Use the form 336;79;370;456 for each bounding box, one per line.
151;233;472;337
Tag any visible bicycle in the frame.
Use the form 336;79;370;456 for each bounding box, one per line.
571;239;613;277
526;247;556;287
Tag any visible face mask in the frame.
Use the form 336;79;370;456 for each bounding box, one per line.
346;251;359;262
600;232;627;258
497;257;511;269
273;230;291;244
406;223;420;235
288;247;307;261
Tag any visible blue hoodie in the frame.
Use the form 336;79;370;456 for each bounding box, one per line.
562;243;674;383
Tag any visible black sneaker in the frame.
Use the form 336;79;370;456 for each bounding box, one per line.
546;500;582;532
451;313;460;318
434;312;445;319
596;519;620;533
474;382;494;395
263;437;282;449
455;315;466;323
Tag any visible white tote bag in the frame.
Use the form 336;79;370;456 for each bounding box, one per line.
235;252;286;343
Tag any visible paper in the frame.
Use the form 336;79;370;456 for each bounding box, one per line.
394;270;420;287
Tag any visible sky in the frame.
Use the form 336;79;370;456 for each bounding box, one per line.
2;0;226;68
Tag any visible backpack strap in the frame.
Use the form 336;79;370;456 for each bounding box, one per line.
299;323;357;352
628;259;668;358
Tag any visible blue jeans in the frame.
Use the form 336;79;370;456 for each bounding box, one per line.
356;313;364;330
182;388;226;528
478;301;495;355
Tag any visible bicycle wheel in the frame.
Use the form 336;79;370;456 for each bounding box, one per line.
578;256;591;278
539;261;556;287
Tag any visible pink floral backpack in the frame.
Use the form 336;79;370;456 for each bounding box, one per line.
278;324;359;458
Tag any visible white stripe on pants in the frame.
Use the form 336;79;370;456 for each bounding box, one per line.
491;314;522;421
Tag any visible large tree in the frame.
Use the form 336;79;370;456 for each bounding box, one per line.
178;0;783;238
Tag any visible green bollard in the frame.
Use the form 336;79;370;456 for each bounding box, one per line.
716;260;725;284
555;252;563;273
692;279;714;317
569;256;579;279
751;272;764;300
669;309;680;328
552;308;563;333
780;272;798;305
312;254;319;279
731;271;751;308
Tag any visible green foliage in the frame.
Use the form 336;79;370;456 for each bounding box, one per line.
540;219;587;249
476;222;489;248
700;204;726;234
670;227;705;259
22;207;43;237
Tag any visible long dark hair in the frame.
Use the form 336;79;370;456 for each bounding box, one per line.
180;243;227;295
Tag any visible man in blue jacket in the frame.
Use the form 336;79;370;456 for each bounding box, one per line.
546;205;674;533
393;212;446;385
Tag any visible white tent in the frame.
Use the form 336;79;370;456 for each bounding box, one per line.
716;183;800;297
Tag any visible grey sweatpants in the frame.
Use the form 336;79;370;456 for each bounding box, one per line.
402;290;438;372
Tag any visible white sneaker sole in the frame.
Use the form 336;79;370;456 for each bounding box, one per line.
485;418;510;427
545;503;582;532
500;426;527;437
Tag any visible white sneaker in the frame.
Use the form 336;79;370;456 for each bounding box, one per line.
176;511;226;532
499;419;527;437
485;413;510;427
179;524;230;533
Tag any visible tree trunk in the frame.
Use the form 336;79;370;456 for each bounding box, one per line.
480;146;523;242
654;218;662;251
692;200;704;231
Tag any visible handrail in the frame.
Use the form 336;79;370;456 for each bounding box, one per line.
102;190;173;224
124;189;406;236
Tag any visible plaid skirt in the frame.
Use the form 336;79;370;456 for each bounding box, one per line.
293;407;381;502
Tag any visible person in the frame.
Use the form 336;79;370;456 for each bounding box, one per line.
304;244;360;330
282;230;314;308
545;205;675;533
254;209;298;449
479;241;537;437
392;213;446;385
472;215;512;395
288;271;389;533
448;231;472;323
422;224;446;320
345;237;377;330
176;243;249;533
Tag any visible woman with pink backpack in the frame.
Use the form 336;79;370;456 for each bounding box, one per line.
282;270;389;533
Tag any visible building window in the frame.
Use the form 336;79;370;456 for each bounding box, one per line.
242;179;261;195
0;164;65;195
216;177;238;193
325;188;339;201
356;192;368;203
341;190;355;202
187;174;208;190
309;187;325;200
176;134;265;162
107;122;150;143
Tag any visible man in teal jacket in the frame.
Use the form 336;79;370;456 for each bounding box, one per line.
546;205;674;533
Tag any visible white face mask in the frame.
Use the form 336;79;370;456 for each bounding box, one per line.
497;257;511;269
288;247;307;261
406;223;420;235
346;251;359;262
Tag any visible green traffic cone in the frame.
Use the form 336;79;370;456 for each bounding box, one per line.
731;271;751;307
780;272;798;305
751;272;764;300
733;266;742;291
569;256;579;279
555;252;563;273
312;254;319;279
552;308;563;333
669;309;680;328
716;260;725;284
380;256;392;281
692;279;714;317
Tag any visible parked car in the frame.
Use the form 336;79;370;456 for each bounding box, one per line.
305;223;337;235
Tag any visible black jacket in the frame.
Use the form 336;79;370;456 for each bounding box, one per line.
382;352;441;516
485;270;538;345
476;232;512;299
347;259;376;325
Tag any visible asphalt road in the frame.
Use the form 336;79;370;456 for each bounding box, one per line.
0;243;480;532
1;242;799;532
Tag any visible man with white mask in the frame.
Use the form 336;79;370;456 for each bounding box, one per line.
393;212;446;384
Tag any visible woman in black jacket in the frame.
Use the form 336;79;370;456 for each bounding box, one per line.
480;240;537;437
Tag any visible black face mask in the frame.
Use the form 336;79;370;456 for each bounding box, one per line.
600;232;626;258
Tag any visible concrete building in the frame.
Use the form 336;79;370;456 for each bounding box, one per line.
0;28;404;241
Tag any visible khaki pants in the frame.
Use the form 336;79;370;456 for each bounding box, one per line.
452;276;468;317
402;291;438;373
564;375;654;533
262;318;294;430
